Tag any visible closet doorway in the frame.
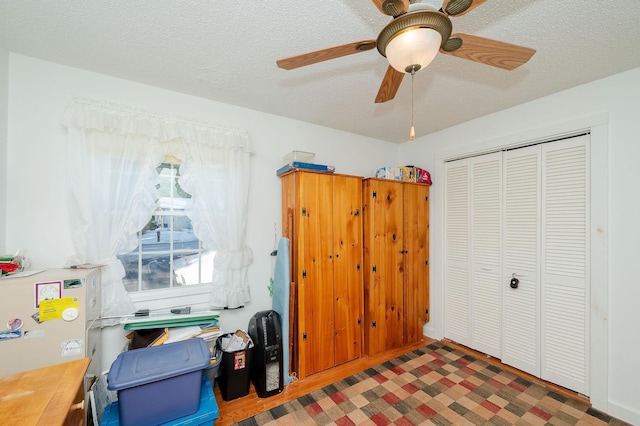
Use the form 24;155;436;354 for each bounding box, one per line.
444;133;590;395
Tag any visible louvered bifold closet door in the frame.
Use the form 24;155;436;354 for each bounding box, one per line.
444;159;471;346
470;153;503;358
541;135;589;394
502;146;541;377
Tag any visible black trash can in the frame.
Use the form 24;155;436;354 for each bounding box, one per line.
216;332;254;401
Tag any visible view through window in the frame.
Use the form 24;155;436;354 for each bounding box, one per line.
118;163;215;292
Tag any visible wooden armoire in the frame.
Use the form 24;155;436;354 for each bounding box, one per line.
281;170;363;379
362;178;430;356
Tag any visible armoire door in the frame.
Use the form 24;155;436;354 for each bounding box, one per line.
332;175;363;365
296;172;335;376
403;182;430;344
363;179;404;355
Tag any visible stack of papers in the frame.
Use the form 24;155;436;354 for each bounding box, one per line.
124;313;223;349
220;330;253;352
165;323;222;344
164;326;203;344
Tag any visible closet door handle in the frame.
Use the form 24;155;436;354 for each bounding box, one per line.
509;273;522;289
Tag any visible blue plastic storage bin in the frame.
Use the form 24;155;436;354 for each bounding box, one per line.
107;339;211;426
101;376;219;425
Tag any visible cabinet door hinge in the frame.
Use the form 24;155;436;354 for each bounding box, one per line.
372;190;377;199
302;270;307;279
301;207;307;217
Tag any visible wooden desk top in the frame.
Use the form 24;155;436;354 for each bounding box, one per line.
0;358;90;426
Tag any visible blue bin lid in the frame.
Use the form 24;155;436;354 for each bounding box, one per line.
107;338;210;391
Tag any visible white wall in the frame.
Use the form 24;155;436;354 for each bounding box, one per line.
400;67;640;424
0;48;8;254
5;53;399;374
6;51;638;424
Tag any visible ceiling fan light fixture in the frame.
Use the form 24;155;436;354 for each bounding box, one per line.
377;9;452;74
386;27;442;73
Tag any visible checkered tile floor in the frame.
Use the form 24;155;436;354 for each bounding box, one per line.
235;342;629;425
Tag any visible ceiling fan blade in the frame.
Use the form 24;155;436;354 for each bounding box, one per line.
443;0;487;16
276;40;377;70
371;0;409;16
440;33;535;70
375;65;405;103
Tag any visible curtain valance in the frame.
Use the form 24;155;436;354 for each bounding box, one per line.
63;97;252;151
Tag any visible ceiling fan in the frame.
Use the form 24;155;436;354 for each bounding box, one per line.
276;0;536;103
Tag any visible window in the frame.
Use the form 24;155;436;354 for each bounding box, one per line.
64;97;252;314
118;163;215;292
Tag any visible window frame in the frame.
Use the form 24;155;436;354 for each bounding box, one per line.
119;161;215;296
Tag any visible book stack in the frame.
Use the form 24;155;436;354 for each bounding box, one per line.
372;165;431;185
276;150;335;176
276;161;335;176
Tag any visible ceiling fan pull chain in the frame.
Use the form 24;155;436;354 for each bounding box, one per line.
410;68;416;141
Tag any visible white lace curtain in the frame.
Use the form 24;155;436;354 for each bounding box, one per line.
62;97;253;318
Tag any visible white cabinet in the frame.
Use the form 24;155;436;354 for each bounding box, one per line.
0;268;102;382
444;134;590;395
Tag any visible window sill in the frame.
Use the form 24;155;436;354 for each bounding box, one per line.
128;284;213;313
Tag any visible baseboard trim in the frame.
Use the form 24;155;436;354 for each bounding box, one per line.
606;401;640;425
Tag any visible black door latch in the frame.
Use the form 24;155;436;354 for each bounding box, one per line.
510;276;519;289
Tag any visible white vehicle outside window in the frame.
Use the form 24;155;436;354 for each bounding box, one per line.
118;163;215;293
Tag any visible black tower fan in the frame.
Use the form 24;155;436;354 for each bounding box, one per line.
248;310;284;398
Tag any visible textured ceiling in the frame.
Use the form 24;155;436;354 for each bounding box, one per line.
1;0;639;143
